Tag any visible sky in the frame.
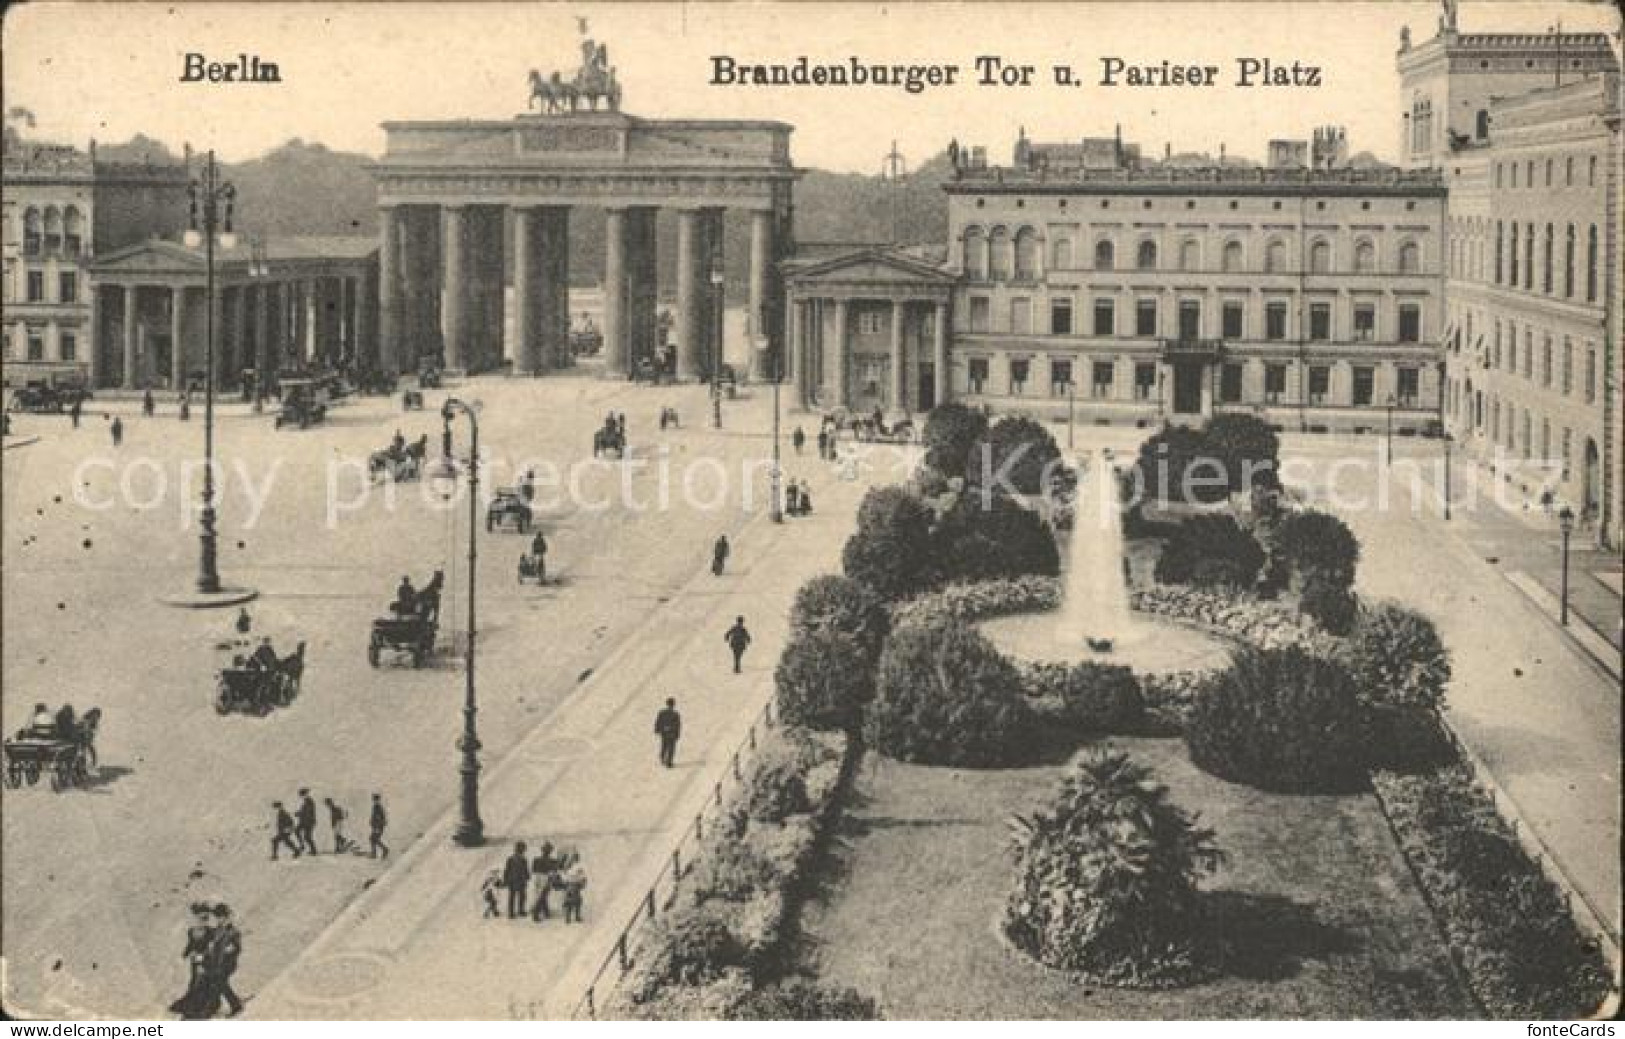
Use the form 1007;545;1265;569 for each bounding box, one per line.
3;1;1619;173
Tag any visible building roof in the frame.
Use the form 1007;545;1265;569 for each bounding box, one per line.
781;245;956;286
91;235;377;277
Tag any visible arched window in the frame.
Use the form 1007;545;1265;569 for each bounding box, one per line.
1179;238;1200;272
1398;240;1420;274
1136;239;1157;270
1476;109;1490;140
1542;224;1553;294
1222;240;1244;273
62;206;83;257
1014;227;1039;280
1564;224;1575;297
1263;239;1286;273
22;207;41;255
1093;238;1114;271
1351;238;1370;273
42;206;62;254
1586;225;1598;302
1309;239;1331;273
988;227;1012;281
962;227;987;280
1051;236;1072;270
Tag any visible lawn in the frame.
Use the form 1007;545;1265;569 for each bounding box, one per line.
799;737;1478;1019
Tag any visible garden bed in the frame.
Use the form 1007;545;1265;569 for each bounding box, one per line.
800;737;1476;1019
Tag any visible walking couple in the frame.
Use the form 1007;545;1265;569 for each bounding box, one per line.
168;902;244;1019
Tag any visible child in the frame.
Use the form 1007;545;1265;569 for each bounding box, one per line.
561;862;587;924
481;870;503;919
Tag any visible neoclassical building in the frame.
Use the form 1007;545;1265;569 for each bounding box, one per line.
1401;12;1621;545
940;135;1447;433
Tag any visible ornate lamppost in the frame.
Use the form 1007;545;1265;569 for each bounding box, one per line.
431;398;485;847
1558;504;1575;626
710;257;724;430
1442;432;1453;522
1385;392;1397;466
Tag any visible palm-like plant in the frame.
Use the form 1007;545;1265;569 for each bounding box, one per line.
1005;750;1223;987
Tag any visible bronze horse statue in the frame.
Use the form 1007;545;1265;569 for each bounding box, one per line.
528;70;579;114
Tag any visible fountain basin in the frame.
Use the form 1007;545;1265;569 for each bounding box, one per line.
981;611;1232;673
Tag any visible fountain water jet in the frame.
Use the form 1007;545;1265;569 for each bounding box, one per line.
1055;450;1138;652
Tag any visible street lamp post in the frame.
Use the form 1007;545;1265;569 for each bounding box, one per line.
1558;504;1575;627
1443;432;1453;522
185;152;237;597
1066;378;1076;450
710;258;724;430
1385;393;1397;466
432;398;485;848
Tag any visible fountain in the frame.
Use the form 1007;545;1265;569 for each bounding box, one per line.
1055;450;1136;653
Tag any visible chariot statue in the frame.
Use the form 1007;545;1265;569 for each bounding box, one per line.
527;36;622;114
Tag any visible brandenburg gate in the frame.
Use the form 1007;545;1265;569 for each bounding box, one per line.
370;48;798;381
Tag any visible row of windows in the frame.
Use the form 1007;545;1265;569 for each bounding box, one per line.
1494;154;1600;191
961;229;1426;280
1453;384;1585;476
1484;221;1601;302
1484;322;1599;403
966;355;1420;407
964;294;1424;343
3;266;79;304
2;325;79;362
969;196;1424;213
16;205;87;258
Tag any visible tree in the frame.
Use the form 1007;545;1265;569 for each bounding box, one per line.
1005;750;1223;985
788;575;890;663
921;401;988;478
1152;514;1265;590
1299;572;1359;635
841;487;935;601
1343;603;1453;768
1203;413;1281;492
966;415;1062;498
1131;426;1230;505
775;627;875;733
1275;510;1360;588
930;494;1060;585
866;618;1032;767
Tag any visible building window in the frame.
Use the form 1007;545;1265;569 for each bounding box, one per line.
1562;428;1572;474
1308;302;1331;341
857;311;883;334
1092;299;1114;336
1265;363;1286;403
1134;362;1156;400
1398;241;1420;273
1050;359;1073;396
1222;240;1243;272
1220;363;1243;403
989;227;1012;280
1264;239;1286;273
26;270;45;302
1542;224;1553;294
1495;162;1503;189
1545;159;1553;187
1505;325;1515;371
1009;358;1029;395
1541;336;1553;387
1265;302;1288;341
1523;222;1533;290
1586;225;1598;301
1134;299;1157;338
1051;237;1072;270
1353;240;1374;273
63;207;83;257
26;327;45;360
1094;239;1114;270
1495;221;1504;284
1397;303;1421;343
1179;239;1199;271
1010;298;1032;335
968;296;990;333
59;331;76;362
1091;361;1114;398
1585;345;1597;403
58;271;76;304
1523;328;1533;378
1309;240;1331;273
1308;365;1330;404
1050;297;1073;335
1353;303;1376;341
1136;240;1157;270
23;209;43;255
1397;366;1419;406
1221;301;1244;339
1177;300;1200;340
1561;338;1573;395
967;357;988;394
1565;156;1574;186
1352;366;1375;406
1525;160;1534;188
1565;224;1576;297
1014;228;1040;280
1509;224;1519;285
963;228;988;280
1588;156;1596;186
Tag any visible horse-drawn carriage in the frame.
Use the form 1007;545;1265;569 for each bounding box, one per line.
486;489;533;533
369;434;428;483
402;388;426;411
849;413;917;444
7;379;91;414
274;380;328;430
370;572;441;667
592;421;626;458
517;553;545;585
3;708;100;790
216;643;306;716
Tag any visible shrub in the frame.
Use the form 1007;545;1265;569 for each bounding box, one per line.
930;494;1060;585
921;401;989;477
1005;750;1223;987
867;618;1033;767
1023;661;1145;733
788;575;889;662
1185;646;1366;793
775;628;876;734
1299;572;1359;635
692;835;785;903
632;905;749;999
726;981;881;1020
841;487;935;601
1152;514;1265;590
737;730;843;823
890;576;1061;630
1132;426;1231;505
1203;413;1281;492
1344;604;1453;768
1276;509;1361;588
966;415;1062;497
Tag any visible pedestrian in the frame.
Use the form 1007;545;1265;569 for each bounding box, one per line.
561;860;587;924
503;842;531;919
654;698;681;768
179;395;191;422
70;397;82;429
110;416;123;447
324;797;348;853
369;793;389;859
530;530;548;582
234;608;252;635
792;425;805;455
711;534;730;577
530;841;560;921
816;429;829;460
797;481;813;516
207;904;244;1018
270;802;300;860
169;903;219;1019
724;616;752;674
480;870;502;919
296;788;318;855
142;389;156;418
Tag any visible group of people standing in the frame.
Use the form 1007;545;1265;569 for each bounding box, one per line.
483;841;588;924
169;902;244;1019
271;790;389;860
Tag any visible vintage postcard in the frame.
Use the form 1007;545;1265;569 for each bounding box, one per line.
2;0;1620;1025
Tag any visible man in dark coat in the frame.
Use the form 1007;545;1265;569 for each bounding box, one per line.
724;617;752;674
110;416;123;446
711;535;730;577
654;698;681;768
392;576;417;617
271;802;300;860
369;793;390;859
207;904;244;1017
530;531;548;582
503;842;531;918
530;841;561;921
296;789;318;855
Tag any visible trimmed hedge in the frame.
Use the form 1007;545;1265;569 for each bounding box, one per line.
931;493;1060;585
774;628;875;734
1152;514;1265;591
890;575;1061;630
1130;586;1330;653
1021;660;1145;734
788;575;889;663
921;401;989;478
1344;604;1454;769
841;487;935;602
966;414;1062;497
